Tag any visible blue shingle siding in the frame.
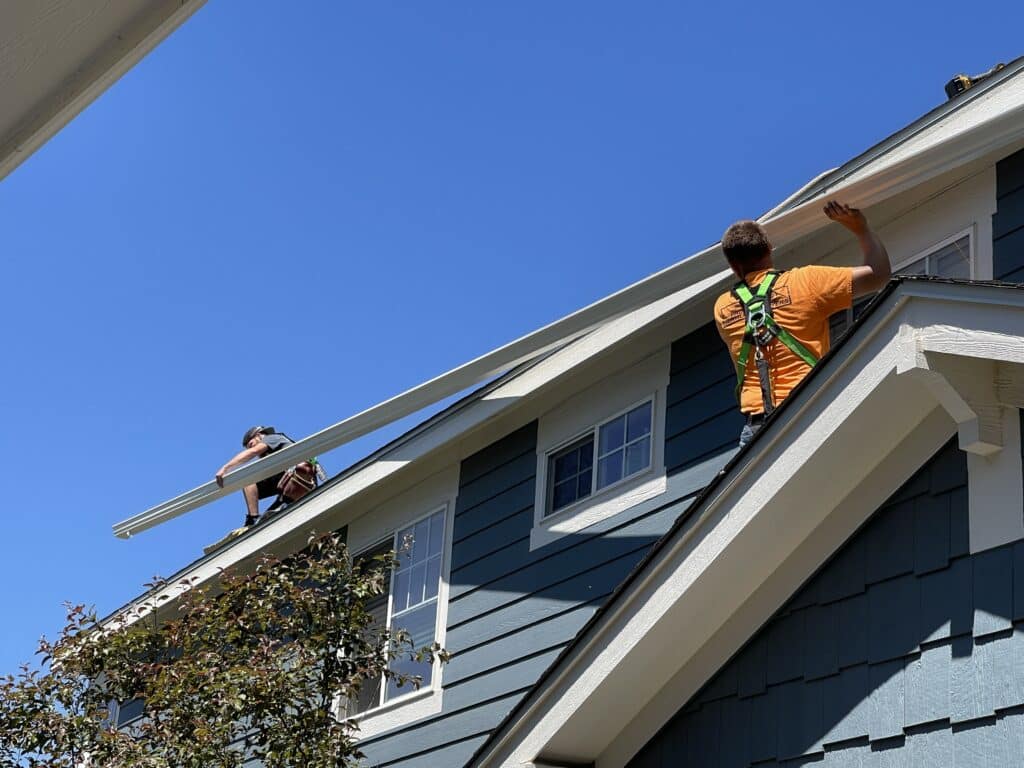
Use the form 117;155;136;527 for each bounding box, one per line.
665;322;744;476
994;147;1024;282
628;437;1024;767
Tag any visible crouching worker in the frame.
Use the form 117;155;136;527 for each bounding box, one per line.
215;425;296;527
714;201;891;448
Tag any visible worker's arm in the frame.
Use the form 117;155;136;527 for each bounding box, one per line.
215;442;270;487
823;201;891;297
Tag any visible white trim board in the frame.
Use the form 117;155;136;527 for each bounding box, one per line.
114;66;1024;538
472;281;1024;768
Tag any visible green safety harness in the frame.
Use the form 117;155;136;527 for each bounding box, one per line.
732;271;819;415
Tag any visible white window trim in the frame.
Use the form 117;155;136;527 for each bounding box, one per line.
544;396;657;518
531;348;669;550
892;225;975;278
341;468;457;739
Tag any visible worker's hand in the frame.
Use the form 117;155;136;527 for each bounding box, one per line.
823;200;869;235
215;467;227;487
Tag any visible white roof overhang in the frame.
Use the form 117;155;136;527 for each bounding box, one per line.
473;280;1024;768
0;1;207;181
113;65;1024;538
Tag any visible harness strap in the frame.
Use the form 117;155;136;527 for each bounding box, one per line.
731;271;819;413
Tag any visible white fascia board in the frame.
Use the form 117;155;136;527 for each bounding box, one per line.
107;273;723;627
0;0;208;181
476;283;1024;768
114;69;1024;538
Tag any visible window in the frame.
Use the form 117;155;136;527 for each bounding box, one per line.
830;231;972;343
349;507;447;716
546;400;653;516
896;233;971;279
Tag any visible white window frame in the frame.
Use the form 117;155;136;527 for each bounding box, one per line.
892;225;974;279
532;348;669;550
545;396;656;518
379;505;447;706
340;467;456;738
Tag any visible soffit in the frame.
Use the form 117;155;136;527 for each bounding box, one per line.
0;0;206;180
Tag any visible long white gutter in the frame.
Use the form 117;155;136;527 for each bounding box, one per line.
113;76;1024;539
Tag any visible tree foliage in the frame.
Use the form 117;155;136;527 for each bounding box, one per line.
0;532;444;768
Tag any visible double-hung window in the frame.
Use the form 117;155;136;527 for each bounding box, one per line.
350;507;446;715
546;400;653;517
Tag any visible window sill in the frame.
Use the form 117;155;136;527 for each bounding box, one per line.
346;684;443;740
530;470;667;550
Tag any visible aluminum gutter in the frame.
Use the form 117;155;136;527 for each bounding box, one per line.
114;63;1024;538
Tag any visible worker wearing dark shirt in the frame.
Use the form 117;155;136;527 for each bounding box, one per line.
215;426;294;527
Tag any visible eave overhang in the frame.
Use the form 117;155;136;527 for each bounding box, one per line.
472;279;1024;768
0;1;207;181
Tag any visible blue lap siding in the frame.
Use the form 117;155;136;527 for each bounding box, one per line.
666;322;743;475
628;436;1024;768
360;321;742;765
994;147;1024;282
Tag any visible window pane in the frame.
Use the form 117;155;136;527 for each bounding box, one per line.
554;449;579;481
386;601;438;701
387;655;433;702
626;402;652;441
577;469;592;498
597;450;624;489
625;436;651;477
427;512;444;556
353;673;382;714
598;416;626;455
411;518;430;563
395;530;415;568
405;561;427;608
424;555;441;601
392;568;410;614
896;256;927;276
117;698;145;727
395;601;438;647
552;479;578;511
579;446;593;470
933;237;970;278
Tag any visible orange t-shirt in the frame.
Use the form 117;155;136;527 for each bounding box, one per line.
714;266;853;414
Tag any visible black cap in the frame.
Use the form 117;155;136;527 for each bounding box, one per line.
242;425;275;447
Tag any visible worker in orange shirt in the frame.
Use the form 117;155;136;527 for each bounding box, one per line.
714;201;892;447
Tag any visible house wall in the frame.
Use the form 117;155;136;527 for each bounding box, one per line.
626;435;1024;767
357;320;741;767
994;147;1024;282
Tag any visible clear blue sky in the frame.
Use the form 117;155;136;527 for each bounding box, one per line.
1;1;1021;675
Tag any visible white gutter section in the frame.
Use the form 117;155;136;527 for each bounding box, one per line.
113;68;1024;539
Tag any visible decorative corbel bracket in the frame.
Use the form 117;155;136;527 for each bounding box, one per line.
895;325;1019;456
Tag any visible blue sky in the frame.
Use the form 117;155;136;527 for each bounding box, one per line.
0;1;1021;675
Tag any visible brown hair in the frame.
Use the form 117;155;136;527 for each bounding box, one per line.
721;220;771;269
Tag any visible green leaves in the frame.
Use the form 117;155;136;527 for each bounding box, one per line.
0;532;445;768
